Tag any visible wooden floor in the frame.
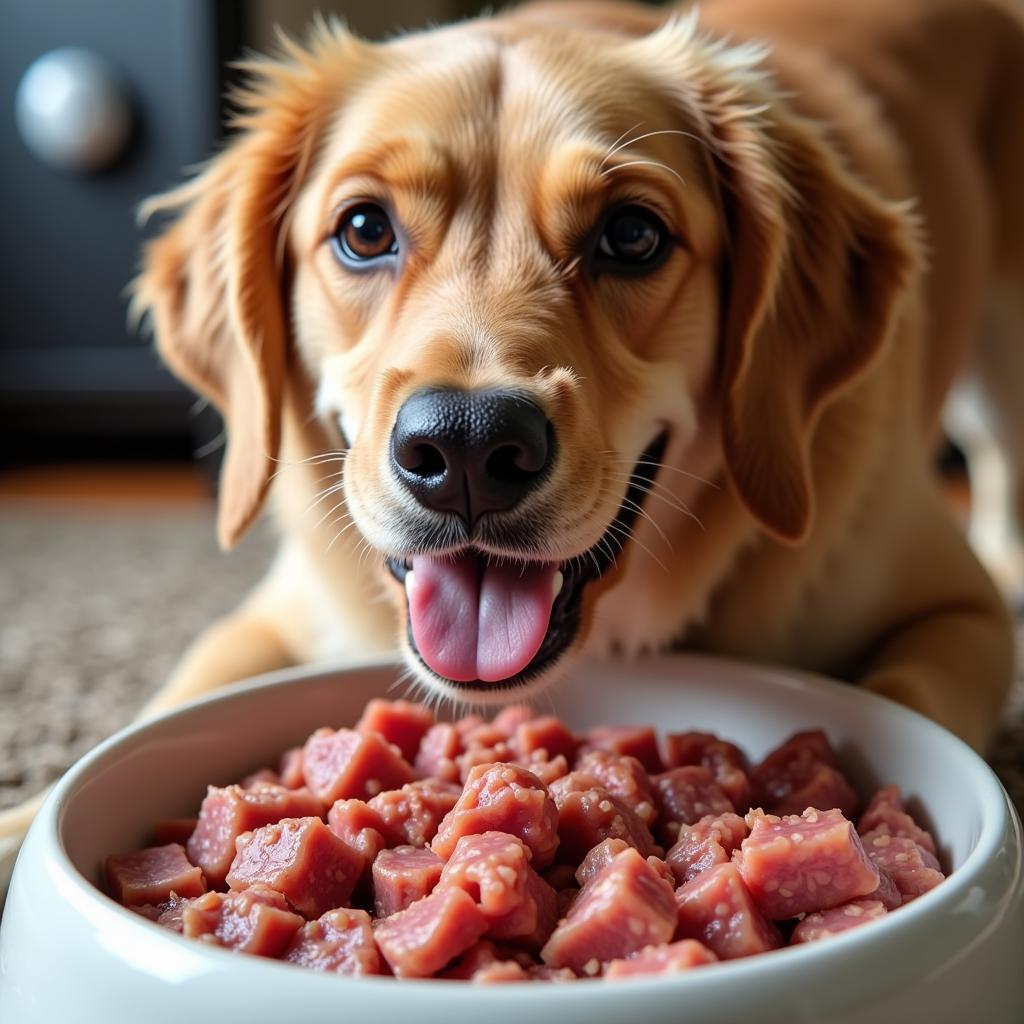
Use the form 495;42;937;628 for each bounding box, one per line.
0;463;213;506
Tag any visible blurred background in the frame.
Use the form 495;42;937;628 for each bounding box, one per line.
0;0;1019;821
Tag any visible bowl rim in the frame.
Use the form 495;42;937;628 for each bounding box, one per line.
34;652;1022;998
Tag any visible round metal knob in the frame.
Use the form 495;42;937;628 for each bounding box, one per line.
14;47;133;173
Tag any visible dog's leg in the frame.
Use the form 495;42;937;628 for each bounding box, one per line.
859;495;1014;752
944;284;1024;604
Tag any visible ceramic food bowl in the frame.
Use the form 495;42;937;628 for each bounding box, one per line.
1;654;1021;1023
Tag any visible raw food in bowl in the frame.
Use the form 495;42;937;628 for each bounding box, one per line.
1;655;1021;1024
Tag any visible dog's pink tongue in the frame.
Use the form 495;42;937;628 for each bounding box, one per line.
409;554;558;683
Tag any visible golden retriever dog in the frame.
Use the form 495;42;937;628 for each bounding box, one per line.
2;0;1022;851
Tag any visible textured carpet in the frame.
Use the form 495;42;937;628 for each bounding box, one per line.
1;505;1022;816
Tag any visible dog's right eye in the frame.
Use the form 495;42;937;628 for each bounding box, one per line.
331;203;399;267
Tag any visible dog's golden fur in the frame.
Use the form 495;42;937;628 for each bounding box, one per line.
129;0;1024;746
4;0;1021;851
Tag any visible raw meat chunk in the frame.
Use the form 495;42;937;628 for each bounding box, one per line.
414;723;462;783
284;907;382;974
491;705;535;736
583;725;663;774
372;845;444;917
858;786;937;855
550;773;656;862
735;808;879;919
540;848;677;974
150;817;197;847
326;799;389;871
604;939;718;978
432;763;560;868
790;899;888;943
368;778;461;847
187;782;323;887
457;741;515;782
519;753;570;787
652;766;734;843
512;716;579;762
227;816;362;918
575;838;631;888
240;768;279;789
374;886;489;977
575;749;658;826
664;731;751;808
861;829;944;901
356;699;434;762
105;843;206;907
750;730;858;818
665;812;748;885
277;747;305;789
183;884;303;957
674;862;783;959
303;727;415;804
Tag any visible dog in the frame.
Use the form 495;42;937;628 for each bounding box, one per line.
2;0;1022;856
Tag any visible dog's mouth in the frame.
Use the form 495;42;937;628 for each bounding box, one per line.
386;430;668;691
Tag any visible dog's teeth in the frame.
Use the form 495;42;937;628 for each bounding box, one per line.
552;570;564;598
405;571;415;599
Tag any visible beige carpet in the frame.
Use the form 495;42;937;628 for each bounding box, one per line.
1;504;1021;816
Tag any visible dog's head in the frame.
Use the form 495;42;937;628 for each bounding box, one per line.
134;10;913;702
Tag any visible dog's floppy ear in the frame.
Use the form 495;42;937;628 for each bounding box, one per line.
133;24;359;548
701;59;917;543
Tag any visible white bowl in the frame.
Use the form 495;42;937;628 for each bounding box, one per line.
1;654;1022;1023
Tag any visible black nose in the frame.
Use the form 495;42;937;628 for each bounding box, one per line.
390;388;554;526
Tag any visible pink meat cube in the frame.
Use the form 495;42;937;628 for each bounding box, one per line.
861;829;945;902
790;899;888;944
858;786;937;855
432;763;560;868
227;816;363;919
674;862;783;959
735;808;879;919
374;886;489;978
540;847;677;975
183;884;303;957
439;831;557;948
470;960;532;982
368;779;461;848
652;766;735;843
356;699;434;762
155;893;198;932
665;812;748;885
750;730;858;818
583;725;663;774
512;716;579;762
863;867;903;910
150;817;197;847
187;782;323;887
604;939;718;978
277;747;305;789
303;727;415;804
550;773;656;863
575;749;658;827
372;846;444;917
284;907;382;974
663;731;752;809
130;893;199;933
441;941;533;982
326;799;389;871
240;768;280;789
518;753;570;787
439;832;534;918
414;723;462;783
106;843;207;907
491;705;535;736
457;741;515;782
575;838;631;888
529;964;578;982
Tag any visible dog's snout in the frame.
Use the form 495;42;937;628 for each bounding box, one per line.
391;388;554;526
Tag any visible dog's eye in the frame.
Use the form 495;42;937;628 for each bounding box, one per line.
332;203;398;266
594;205;669;272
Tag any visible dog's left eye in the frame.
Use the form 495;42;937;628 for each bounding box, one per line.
331;203;398;266
594;205;669;273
